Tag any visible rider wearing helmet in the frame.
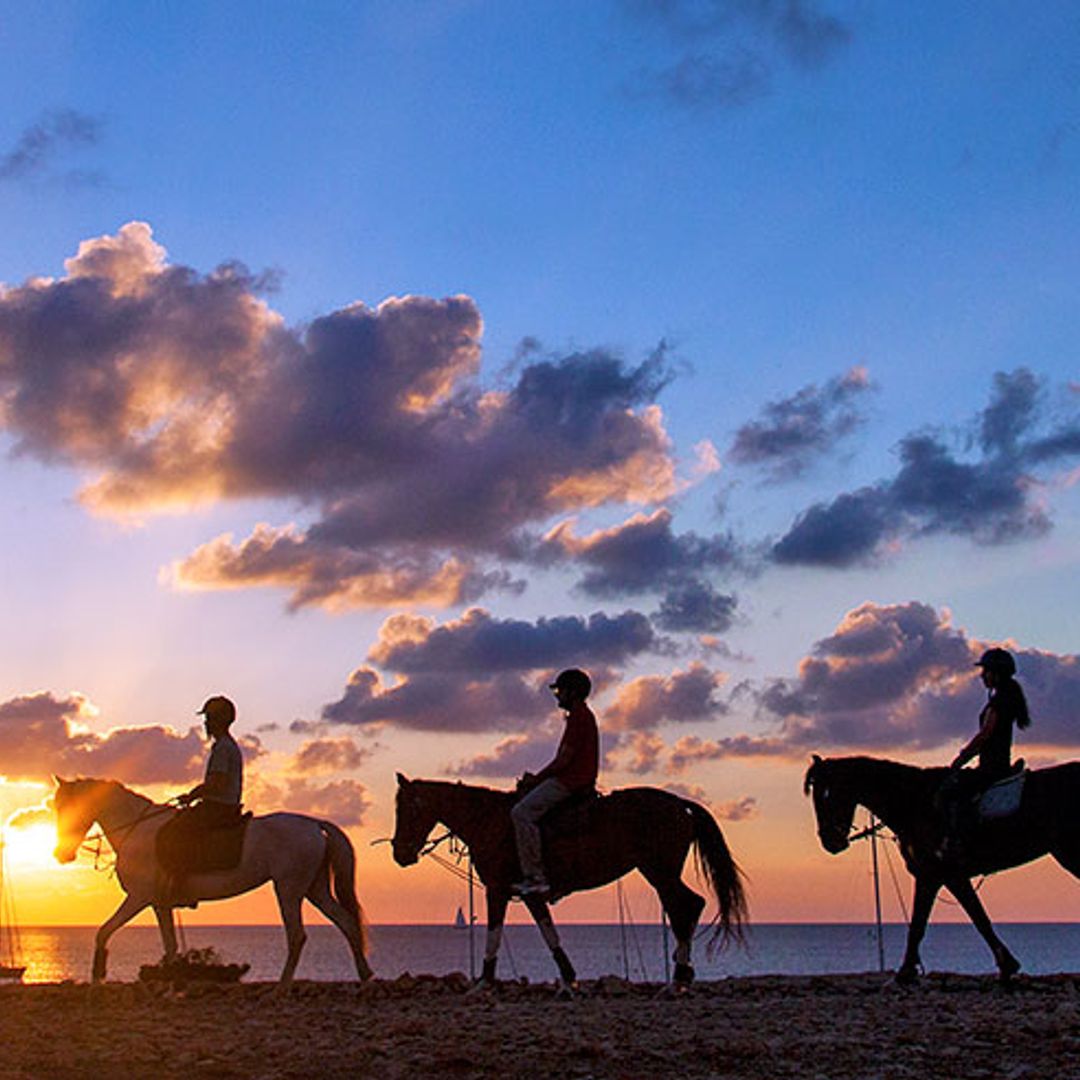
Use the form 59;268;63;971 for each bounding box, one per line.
511;669;599;898
157;695;245;904
939;648;1031;860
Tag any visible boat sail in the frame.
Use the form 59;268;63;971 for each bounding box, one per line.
0;829;26;980
453;906;468;929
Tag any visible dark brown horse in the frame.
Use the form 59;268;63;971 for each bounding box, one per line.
805;754;1080;983
392;775;747;989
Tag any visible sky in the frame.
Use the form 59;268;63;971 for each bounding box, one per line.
0;1;1078;932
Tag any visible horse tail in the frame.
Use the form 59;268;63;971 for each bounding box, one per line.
319;821;367;954
685;800;748;952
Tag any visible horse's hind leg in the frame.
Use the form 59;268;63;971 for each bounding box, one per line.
945;874;1020;980
273;880;308;986
641;867;705;987
306;874;373;981
522;894;577;989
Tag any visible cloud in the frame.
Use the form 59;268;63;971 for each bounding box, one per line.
246;776;370;826
771;369;1078;567
757;601;1080;751
170;526;516;612
290;737;371;774
540;509;741;597
0;690;211;783
451;733;553;779
323;606;664;734
368;607;659;674
728;366;871;480
610;731;668;775
622;0;853;110
668;733;793;770
0;109;104;185
652;579;738;633
2;224;694;610
322;667;549;733
605;663;729;731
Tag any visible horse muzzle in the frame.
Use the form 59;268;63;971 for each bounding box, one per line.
54;844;78;864
392;842;419;867
818;829;850;855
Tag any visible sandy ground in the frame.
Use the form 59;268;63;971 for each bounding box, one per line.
1;973;1077;1079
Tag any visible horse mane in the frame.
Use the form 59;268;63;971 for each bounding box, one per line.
63;776;159;810
805;754;948;795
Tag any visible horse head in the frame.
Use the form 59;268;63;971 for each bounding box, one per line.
52;776;104;864
804;755;857;854
391;773;438;867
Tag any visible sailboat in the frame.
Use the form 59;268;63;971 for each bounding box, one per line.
453;905;468;930
0;829;26;980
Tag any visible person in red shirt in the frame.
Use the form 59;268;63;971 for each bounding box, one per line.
511;668;599;897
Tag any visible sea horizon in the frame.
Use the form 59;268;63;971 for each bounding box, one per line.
10;922;1080;985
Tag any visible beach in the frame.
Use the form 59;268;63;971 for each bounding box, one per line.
1;973;1075;1079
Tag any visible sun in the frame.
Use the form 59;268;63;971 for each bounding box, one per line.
3;822;60;871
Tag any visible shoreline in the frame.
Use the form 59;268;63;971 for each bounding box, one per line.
2;973;1076;1078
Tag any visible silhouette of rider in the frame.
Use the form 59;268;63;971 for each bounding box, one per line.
938;648;1031;860
157;695;244;903
511;668;599;898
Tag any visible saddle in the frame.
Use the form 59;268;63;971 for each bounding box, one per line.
540;787;601;840
157;807;252;875
977;764;1027;821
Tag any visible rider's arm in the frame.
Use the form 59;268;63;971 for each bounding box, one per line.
180;771;230;803
951;706;1000;769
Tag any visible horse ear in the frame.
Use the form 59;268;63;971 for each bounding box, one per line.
812;754;823;765
396;772;409;787
53;774;67;787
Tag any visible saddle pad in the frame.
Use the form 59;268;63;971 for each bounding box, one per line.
978;771;1026;820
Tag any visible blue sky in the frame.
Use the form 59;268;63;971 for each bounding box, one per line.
1;1;1078;923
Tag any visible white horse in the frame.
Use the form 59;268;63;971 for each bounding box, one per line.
53;777;373;985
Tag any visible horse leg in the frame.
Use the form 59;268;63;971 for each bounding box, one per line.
476;889;510;988
305;876;373;981
273;879;308;986
945;875;1020;980
641;866;705;988
522;893;576;990
92;894;148;982
896;875;940;985
153;905;179;963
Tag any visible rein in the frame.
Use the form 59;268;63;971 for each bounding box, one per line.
76;801;177;871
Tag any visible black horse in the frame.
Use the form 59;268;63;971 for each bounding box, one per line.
805;754;1080;983
392;774;747;990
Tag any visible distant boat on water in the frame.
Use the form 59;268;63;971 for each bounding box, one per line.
453;906;468;929
0;830;25;981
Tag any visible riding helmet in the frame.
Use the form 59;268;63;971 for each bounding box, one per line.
198;695;237;726
974;648;1016;677
550;668;592;699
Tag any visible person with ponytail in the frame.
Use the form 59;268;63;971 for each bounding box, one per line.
938;647;1031;862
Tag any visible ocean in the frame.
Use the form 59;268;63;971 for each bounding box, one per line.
11;922;1080;984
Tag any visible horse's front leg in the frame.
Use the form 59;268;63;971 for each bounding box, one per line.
93;894;149;982
474;889;510;990
945;875;1020;980
522;894;576;992
154;905;178;963
896;875;939;985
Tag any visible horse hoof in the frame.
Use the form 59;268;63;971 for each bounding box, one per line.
894;965;919;987
997;954;1021;981
554;981;578;1000
465;979;495;997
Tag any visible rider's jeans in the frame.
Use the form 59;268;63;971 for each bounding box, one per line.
511;777;571;882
